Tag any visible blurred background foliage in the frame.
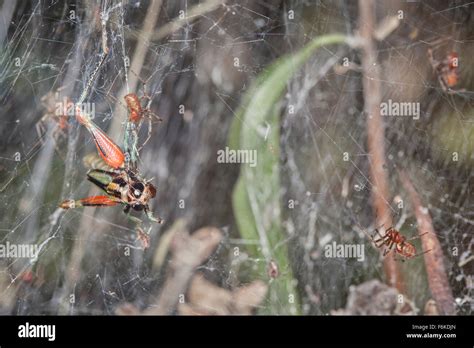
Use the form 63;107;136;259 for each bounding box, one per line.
0;0;472;315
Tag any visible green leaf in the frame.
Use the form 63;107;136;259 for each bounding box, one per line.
229;33;349;314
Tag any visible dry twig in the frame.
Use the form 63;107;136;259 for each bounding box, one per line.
358;0;404;292
399;170;456;315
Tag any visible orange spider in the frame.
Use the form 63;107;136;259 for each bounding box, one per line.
368;226;431;260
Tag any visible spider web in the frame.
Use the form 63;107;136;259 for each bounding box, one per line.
0;0;472;315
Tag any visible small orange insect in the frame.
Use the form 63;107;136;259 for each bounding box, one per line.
368;226;431;260
428;48;461;93
124;91;162;149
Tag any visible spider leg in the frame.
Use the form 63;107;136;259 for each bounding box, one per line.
373;237;386;247
405;231;429;241
374;226;395;246
371;228;383;240
383;240;395;256
394;248;432;262
137;115;156;152
140;94;152;104
372;228;390;247
139;93;162;113
408;248;433;259
107;92;129;113
145;109;163;123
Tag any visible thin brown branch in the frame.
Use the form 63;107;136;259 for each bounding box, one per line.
358;0;404;292
399;170;456;315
